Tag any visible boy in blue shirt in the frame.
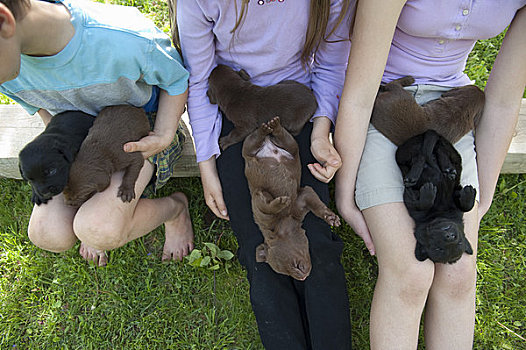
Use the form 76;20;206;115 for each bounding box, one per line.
0;0;193;266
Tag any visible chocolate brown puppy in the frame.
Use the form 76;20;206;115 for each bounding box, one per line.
63;105;150;207
242;117;340;281
371;76;485;145
396;130;475;264
18;111;95;205
207;64;318;151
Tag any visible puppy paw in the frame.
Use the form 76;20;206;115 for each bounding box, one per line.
457;185;476;212
419;182;437;208
118;186;136;203
270;195;291;208
263;117;281;132
403;176;418;188
324;211;341;227
443;167;457;180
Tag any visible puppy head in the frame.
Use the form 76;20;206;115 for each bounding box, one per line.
415;217;473;264
18;136;74;202
207;64;247;105
256;217;311;281
63;163;111;207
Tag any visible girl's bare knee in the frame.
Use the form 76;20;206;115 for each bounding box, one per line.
381;261;435;306
433;256;477;299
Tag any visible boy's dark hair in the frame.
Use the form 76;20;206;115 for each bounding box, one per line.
1;0;30;19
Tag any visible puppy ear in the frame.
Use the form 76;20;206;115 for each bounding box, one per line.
256;243;268;262
54;140;74;163
238;69;250;81
414;241;429;261
18;162;27;181
206;89;217;105
463;237;474;255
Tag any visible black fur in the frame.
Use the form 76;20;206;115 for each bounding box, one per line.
396;130;475;264
18;111;95;205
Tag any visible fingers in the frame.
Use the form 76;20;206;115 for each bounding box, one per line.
336;188;376;256
123;132;159;158
307;162;339;183
310;140;342;182
205;194;229;220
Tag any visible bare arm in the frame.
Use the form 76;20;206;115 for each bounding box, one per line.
334;0;406;255
475;6;526;219
37;109;52;126
124;89;187;159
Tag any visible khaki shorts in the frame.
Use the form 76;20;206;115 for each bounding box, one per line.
355;84;479;210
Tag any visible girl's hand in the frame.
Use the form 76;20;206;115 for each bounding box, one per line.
308;116;342;183
199;157;229;220
309;136;342;183
335;171;376;256
123;131;173;159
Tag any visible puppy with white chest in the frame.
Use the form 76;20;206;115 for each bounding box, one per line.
18;111;95;205
243;117;340;280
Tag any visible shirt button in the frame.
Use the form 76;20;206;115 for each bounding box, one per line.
455;24;462;31
438;39;445;45
462;9;469;16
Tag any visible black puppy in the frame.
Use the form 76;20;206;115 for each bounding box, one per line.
18;111;95;205
207;64;318;150
396;130;476;264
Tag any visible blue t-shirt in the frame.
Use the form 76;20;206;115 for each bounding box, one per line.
0;0;189;115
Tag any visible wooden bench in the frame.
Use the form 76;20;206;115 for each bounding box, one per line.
1;100;526;179
0;105;199;179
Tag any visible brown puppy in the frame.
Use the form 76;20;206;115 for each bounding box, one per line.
207;64;318;151
370;76;485;145
242;117;340;281
63;105;150;207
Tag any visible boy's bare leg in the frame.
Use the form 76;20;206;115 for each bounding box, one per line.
74;160;194;264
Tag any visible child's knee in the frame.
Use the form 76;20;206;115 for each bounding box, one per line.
434;257;477;299
27;222;77;252
383;260;435;306
73;211;128;250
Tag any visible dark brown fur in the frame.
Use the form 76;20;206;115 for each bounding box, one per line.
63;105;150;207
207;64;318;151
242;117;340;281
370;76;485;145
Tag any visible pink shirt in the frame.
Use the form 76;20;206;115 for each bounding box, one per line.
383;0;526;86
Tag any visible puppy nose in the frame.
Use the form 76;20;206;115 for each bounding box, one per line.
445;231;457;241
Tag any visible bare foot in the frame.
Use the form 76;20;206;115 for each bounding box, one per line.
79;242;108;267
162;192;194;262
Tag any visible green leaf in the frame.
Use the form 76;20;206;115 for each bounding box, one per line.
189;257;202;267
208;264;220;270
186;249;202;263
218;250;235;260
204;243;219;258
200;256;211;267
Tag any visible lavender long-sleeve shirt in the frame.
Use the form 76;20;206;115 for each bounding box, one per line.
384;0;526;86
178;0;352;163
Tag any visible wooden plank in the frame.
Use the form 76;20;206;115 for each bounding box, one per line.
1;100;526;179
501;99;526;173
0;105;200;179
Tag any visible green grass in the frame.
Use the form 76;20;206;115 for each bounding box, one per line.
1;2;525;349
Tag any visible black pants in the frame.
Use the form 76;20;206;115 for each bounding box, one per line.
216;118;352;350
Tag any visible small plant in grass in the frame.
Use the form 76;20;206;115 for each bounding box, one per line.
185;242;234;272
